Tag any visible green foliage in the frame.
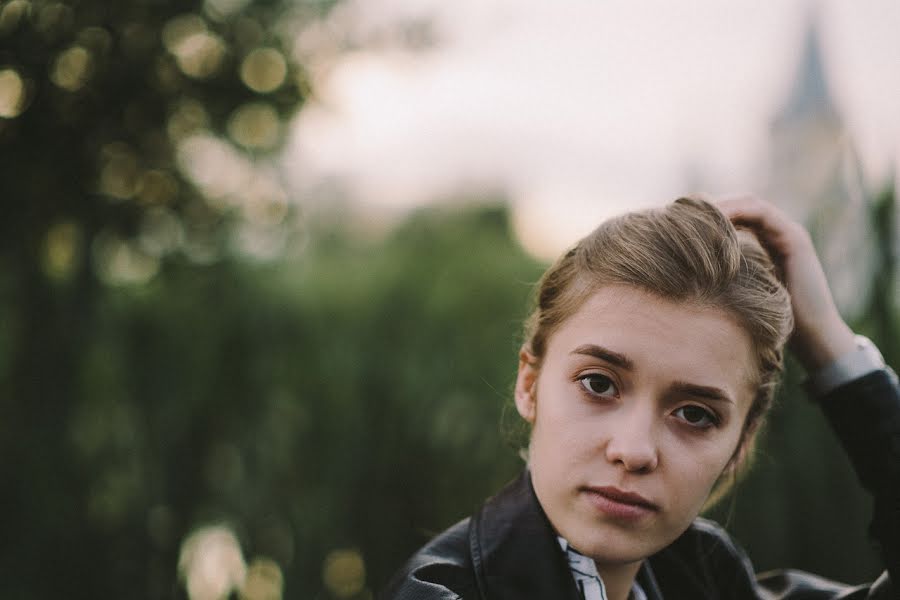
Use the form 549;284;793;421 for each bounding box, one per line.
3;197;544;597
0;0;329;596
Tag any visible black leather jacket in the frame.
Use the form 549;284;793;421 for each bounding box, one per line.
383;370;900;599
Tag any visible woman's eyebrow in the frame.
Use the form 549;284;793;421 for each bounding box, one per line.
570;344;633;370
670;381;734;405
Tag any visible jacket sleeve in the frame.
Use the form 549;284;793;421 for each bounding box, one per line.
812;368;900;597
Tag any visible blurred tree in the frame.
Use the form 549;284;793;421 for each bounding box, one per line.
40;201;539;598
0;0;331;596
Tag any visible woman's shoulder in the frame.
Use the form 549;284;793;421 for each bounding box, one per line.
379;517;479;600
651;517;892;599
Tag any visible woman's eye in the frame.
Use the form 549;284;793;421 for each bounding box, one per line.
674;405;718;428
578;374;618;397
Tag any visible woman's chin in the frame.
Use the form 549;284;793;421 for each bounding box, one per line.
559;528;659;567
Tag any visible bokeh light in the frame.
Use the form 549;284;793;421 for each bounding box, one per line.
178;526;247;600
92;230;160;286
322;549;366;599
35;2;73;38
177;133;254;201
186;33;225;78
51;46;93;91
227;102;281;150
162;14;208;53
242;175;288;227
177;33;226;79
0;0;30;36
239;558;283;600
240;48;288;93
41;221;82;282
232;172;290;258
98;143;140;200
138;206;184;257
0;68;26;117
163;14;226;79
205;0;253;22
167;98;211;140
255;516;295;568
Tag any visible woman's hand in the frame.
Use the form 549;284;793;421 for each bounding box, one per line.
713;194;856;371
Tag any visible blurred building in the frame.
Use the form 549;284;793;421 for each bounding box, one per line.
765;16;875;318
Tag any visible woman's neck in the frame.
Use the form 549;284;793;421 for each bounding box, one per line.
595;560;642;600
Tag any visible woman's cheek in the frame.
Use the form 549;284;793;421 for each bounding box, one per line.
669;439;734;494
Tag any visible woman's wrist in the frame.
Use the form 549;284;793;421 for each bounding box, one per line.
805;334;892;397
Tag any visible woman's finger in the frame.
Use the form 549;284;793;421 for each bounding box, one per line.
712;193;855;368
714;195;809;258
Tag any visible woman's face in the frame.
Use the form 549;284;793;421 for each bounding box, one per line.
515;284;756;565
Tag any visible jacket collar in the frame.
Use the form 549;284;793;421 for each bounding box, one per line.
468;470;663;600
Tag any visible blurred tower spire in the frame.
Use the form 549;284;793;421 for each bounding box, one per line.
774;18;838;127
767;8;872;318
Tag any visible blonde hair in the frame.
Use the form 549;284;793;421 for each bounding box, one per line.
522;196;794;502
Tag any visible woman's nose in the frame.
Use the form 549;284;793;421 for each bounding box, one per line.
604;406;659;473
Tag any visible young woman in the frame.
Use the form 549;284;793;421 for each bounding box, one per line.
383;195;899;599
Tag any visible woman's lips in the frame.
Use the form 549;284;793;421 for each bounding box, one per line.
581;486;659;520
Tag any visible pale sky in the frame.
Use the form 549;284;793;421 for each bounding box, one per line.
284;0;900;259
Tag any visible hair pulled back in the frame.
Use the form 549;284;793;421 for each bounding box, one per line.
522;196;794;500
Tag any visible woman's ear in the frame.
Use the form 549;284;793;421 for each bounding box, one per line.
514;347;539;423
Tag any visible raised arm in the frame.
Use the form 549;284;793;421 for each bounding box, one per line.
715;194;856;371
716;194;899;597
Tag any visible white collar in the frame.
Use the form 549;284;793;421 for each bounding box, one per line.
557;537;648;600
